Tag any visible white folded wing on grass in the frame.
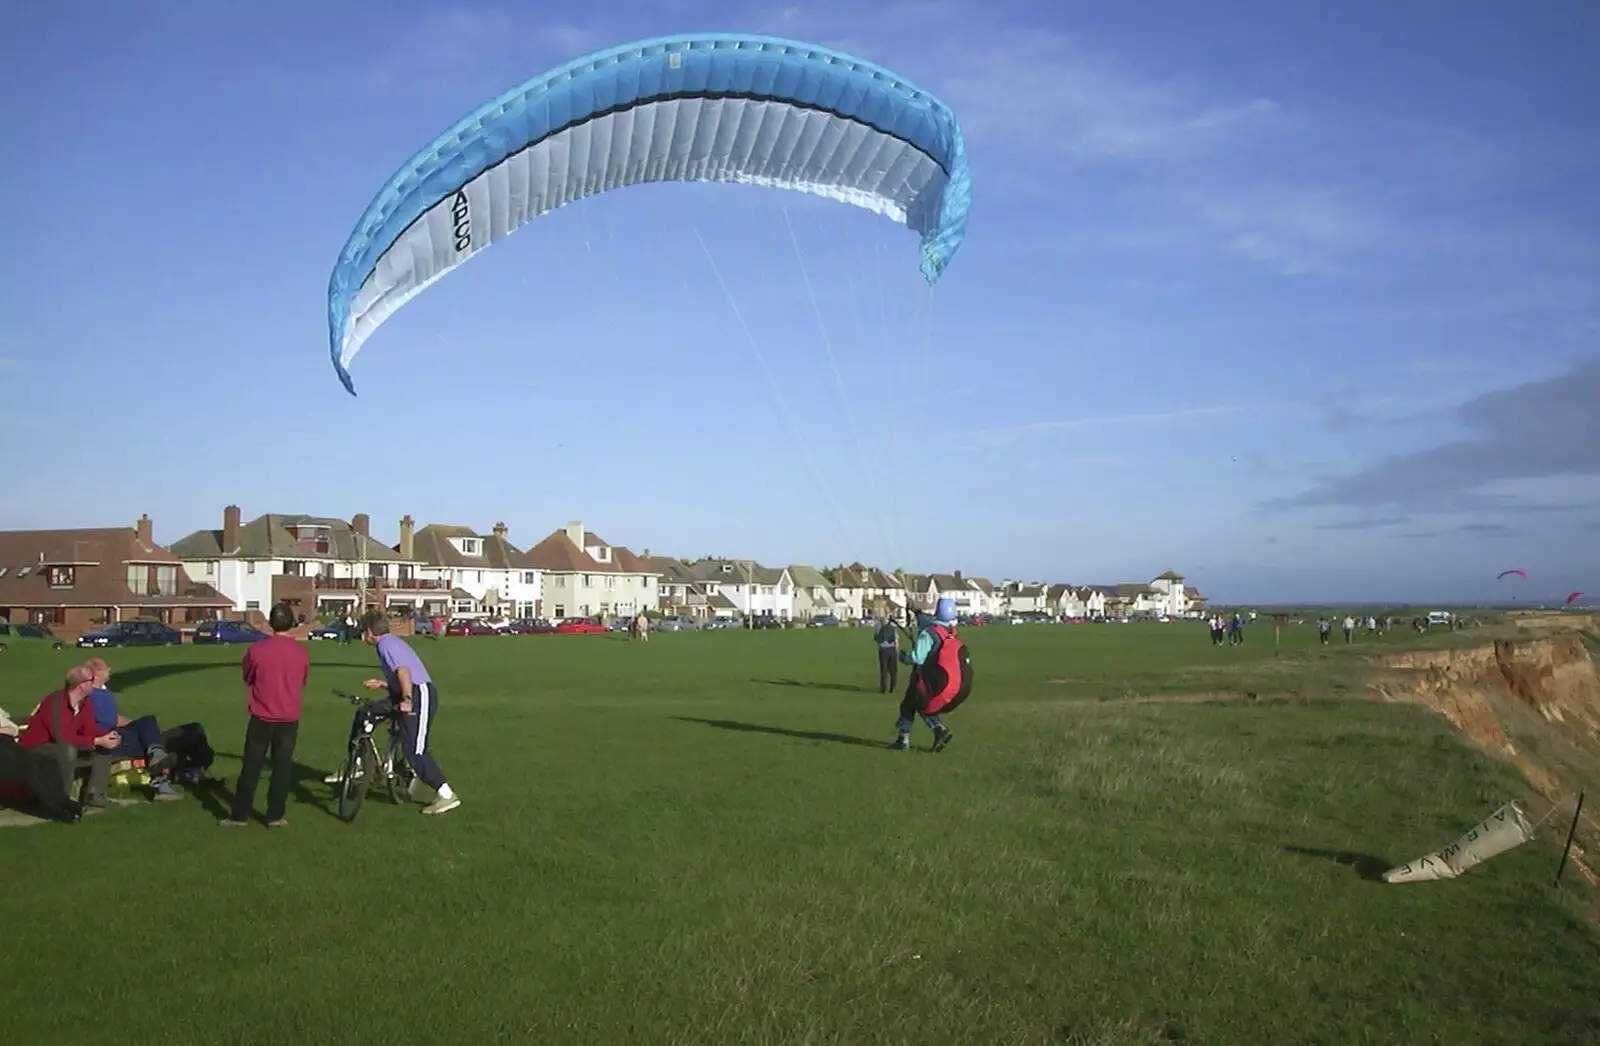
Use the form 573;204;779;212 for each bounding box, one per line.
1383;801;1536;883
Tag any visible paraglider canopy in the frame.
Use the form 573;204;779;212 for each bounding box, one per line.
326;32;973;394
1496;569;1527;580
1566;591;1584;605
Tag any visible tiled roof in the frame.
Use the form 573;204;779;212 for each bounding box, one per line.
523;529;658;575
0;527;230;609
171;512;413;564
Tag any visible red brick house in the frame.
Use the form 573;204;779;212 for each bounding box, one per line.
0;514;233;640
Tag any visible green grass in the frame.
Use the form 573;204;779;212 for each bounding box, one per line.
3;624;1597;1045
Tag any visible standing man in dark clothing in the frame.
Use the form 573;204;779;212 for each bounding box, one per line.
873;615;899;693
223;602;308;828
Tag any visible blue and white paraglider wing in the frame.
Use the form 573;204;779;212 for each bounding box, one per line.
327;32;972;393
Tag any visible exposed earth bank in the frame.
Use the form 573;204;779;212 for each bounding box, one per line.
1365;616;1600;891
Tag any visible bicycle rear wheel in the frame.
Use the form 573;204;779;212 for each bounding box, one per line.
338;738;376;822
384;730;416;805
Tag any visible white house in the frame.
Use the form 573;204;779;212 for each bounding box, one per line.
831;565;905;621
171;506;443;622
524;521;658;621
407;521;542;620
787;564;840;620
1148;570;1195;617
686;559;795;619
1004;582;1049;615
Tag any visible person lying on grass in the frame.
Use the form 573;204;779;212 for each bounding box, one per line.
81;657;181;802
324;609;461;816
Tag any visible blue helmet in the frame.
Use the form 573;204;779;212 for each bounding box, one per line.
935;597;957;623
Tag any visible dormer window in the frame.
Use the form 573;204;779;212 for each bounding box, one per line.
47;566;75;588
459;538;480;555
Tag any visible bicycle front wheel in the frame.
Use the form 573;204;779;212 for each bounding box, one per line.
338;738;376;822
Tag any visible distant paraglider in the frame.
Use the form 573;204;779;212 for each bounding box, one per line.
1566;591;1585;606
1495;569;1527;580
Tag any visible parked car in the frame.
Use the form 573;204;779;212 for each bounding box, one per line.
554;617;606;635
445;619;497;637
411;615;437;636
0;620;65;651
607;617;634;633
656;615;700;632
192;619;269;644
806;614;840;628
307;621;349;641
702;617;738;630
76;620;183;648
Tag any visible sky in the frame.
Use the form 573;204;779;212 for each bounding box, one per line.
1;0;1597;605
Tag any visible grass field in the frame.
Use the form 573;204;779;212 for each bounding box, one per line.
3;623;1597;1045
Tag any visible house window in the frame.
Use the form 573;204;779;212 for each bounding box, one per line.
398;564;413;581
206;562;216;576
46;566;75;588
475;570;483;583
522;572;536;584
46;608;67;625
369;563;387;580
247;561;256;574
246;601;261;611
583;575;593;587
606;577;615;589
553;605;565;619
460;538;479;555
282;560;305;577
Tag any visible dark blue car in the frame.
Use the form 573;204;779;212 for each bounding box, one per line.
77;620;184;648
192;619;268;644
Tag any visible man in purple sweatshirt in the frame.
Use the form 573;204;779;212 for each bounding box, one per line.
330;609;461;816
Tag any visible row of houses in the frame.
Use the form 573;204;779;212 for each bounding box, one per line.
0;505;1208;639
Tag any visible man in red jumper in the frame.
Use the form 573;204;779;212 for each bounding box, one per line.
222;602;308;828
18;663;122;809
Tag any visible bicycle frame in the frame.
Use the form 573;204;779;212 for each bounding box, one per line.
333;689;418;821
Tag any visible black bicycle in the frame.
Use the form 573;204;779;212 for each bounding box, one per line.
332;689;418;822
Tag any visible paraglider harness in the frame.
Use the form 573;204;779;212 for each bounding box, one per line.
898;607;974;715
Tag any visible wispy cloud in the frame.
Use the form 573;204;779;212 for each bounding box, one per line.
1265;357;1600;513
1313;517;1413;532
967;403;1281;449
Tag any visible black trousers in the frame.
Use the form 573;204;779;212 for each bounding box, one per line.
231;716;299;822
877;647;899;693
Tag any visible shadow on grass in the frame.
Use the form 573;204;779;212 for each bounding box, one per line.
213;751;342;822
671;716;884;749
752;677;877;694
114;662;369;692
1281;845;1391;882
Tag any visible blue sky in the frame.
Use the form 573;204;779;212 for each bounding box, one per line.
2;0;1597;604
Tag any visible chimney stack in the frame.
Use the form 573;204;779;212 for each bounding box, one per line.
493;521;508;539
222;505;241;554
399;515;415;559
352;513;370;538
564;520;585;548
136;513;153;547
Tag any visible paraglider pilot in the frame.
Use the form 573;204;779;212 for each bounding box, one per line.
890;598;959;752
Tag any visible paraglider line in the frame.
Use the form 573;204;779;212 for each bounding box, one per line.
779;203;897;565
691;224;854;547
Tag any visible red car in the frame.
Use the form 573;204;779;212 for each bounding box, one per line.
554;617;606;635
445;619;497;637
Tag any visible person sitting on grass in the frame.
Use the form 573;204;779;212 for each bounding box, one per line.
81;657;181;802
889;598;960;753
326;609;461;816
17;664;121;810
